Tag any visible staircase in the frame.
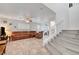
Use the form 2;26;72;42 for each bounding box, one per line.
45;30;79;55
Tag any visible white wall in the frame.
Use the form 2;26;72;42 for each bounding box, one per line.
69;4;79;30
43;3;69;34
44;3;79;30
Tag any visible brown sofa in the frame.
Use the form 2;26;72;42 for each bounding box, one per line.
11;31;43;41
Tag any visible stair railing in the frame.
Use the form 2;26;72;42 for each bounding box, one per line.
43;19;64;46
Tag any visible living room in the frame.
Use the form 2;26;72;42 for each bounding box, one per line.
0;3;55;55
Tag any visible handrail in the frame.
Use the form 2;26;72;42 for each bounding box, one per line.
43;19;64;46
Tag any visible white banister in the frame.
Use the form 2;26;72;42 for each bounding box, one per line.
43;19;64;46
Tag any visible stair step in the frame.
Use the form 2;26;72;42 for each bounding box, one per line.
62;32;79;37
62;32;79;35
50;39;79;55
59;34;79;39
45;43;61;55
62;32;78;36
66;48;79;54
57;37;79;46
55;39;79;53
62;30;79;34
61;33;76;38
58;34;79;40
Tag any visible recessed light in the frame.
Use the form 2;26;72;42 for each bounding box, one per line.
40;7;43;10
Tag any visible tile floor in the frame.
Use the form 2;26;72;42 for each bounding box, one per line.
5;38;49;55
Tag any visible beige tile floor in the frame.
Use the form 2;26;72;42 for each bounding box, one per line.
5;38;49;55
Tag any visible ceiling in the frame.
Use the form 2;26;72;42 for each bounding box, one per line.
0;3;55;21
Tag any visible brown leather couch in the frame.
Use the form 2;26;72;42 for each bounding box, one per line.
11;31;43;41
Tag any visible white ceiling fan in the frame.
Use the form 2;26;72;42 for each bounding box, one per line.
23;15;32;23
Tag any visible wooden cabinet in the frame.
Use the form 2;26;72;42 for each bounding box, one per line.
11;31;43;41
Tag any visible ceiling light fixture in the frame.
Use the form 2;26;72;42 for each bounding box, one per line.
24;16;32;23
69;3;73;8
